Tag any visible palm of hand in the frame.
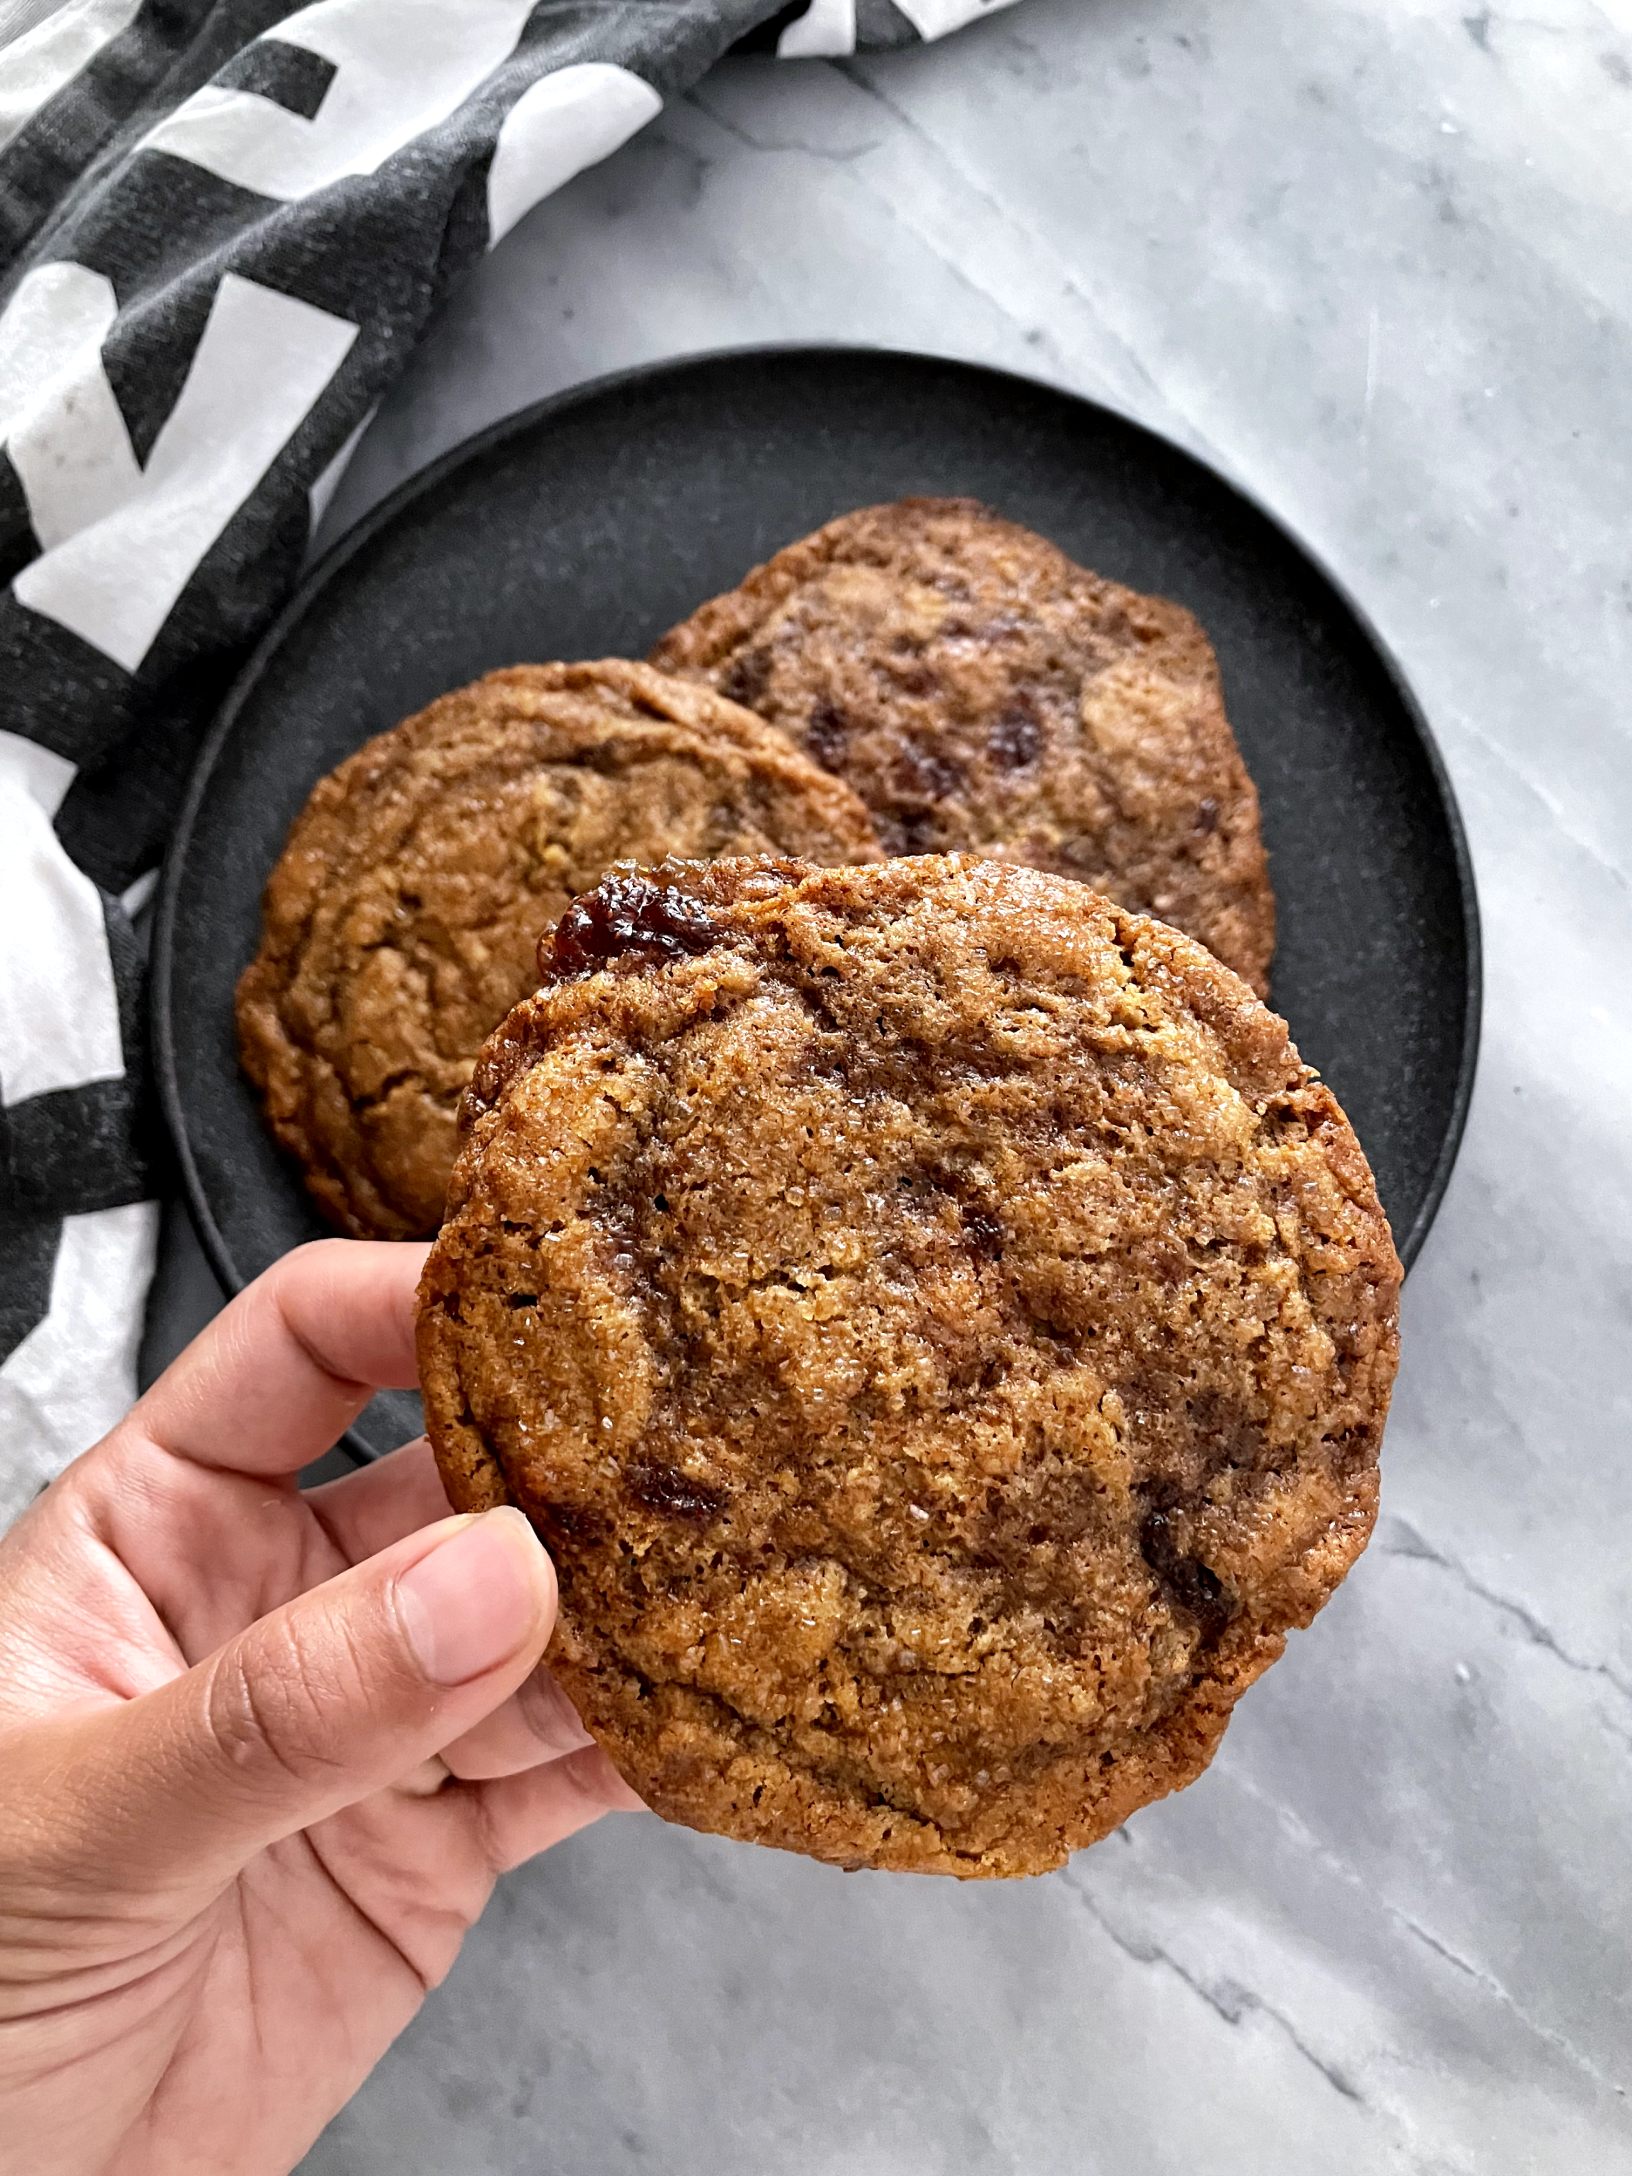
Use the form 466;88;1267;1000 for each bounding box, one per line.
0;1244;633;2176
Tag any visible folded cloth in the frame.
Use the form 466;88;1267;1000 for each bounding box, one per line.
0;0;1022;1528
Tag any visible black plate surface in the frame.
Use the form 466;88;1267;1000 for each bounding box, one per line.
155;347;1480;1462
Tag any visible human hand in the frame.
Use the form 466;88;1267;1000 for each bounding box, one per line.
0;1239;641;2176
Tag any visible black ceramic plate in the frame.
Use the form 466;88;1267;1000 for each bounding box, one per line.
155;347;1480;1462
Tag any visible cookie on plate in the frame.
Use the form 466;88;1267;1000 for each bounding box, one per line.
651;497;1275;995
236;661;882;1240
418;854;1398;1878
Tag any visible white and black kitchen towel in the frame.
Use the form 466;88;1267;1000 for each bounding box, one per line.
0;0;1020;1526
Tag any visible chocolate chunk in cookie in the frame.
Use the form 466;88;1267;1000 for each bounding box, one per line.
419;854;1397;1878
651;498;1275;994
236;662;881;1239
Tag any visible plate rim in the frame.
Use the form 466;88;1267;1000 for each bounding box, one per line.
154;341;1483;1426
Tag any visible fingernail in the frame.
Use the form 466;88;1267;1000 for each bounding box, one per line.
395;1509;553;1686
516;1669;596;1760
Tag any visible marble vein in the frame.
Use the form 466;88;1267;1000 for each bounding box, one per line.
1064;1870;1369;2107
1380;1517;1632;1712
830;52;1188;430
683;80;882;161
1217;1756;1630;2100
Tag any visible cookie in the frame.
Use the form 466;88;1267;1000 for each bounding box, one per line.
650;497;1276;995
236;661;882;1240
418;854;1398;1878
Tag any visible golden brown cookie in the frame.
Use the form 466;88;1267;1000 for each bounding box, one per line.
418;854;1398;1878
236;662;882;1239
651;497;1275;994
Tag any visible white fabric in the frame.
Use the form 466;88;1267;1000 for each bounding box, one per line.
0;1201;158;1532
0;730;122;1108
0;257;119;445
0;1;73;58
778;0;856;60
0;727;73;818
0;0;140;155
11;272;358;671
892;0;1021;41
118;867;157;920
141;0;539;201
307;402;376;532
1;263;138;550
486;63;661;248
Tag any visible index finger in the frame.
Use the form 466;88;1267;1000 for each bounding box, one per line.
123;1239;429;1477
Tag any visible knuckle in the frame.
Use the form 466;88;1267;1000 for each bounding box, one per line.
204;1614;363;1792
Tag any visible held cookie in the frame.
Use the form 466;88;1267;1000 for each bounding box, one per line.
236;661;881;1240
651;497;1275;995
418;855;1399;1879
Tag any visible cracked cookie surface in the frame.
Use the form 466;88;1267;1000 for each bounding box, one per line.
236;661;881;1239
651;497;1276;994
418;854;1397;1877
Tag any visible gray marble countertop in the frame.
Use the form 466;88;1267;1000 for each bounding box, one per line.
153;2;1632;2166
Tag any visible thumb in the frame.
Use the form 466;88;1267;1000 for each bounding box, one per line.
78;1508;557;1894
